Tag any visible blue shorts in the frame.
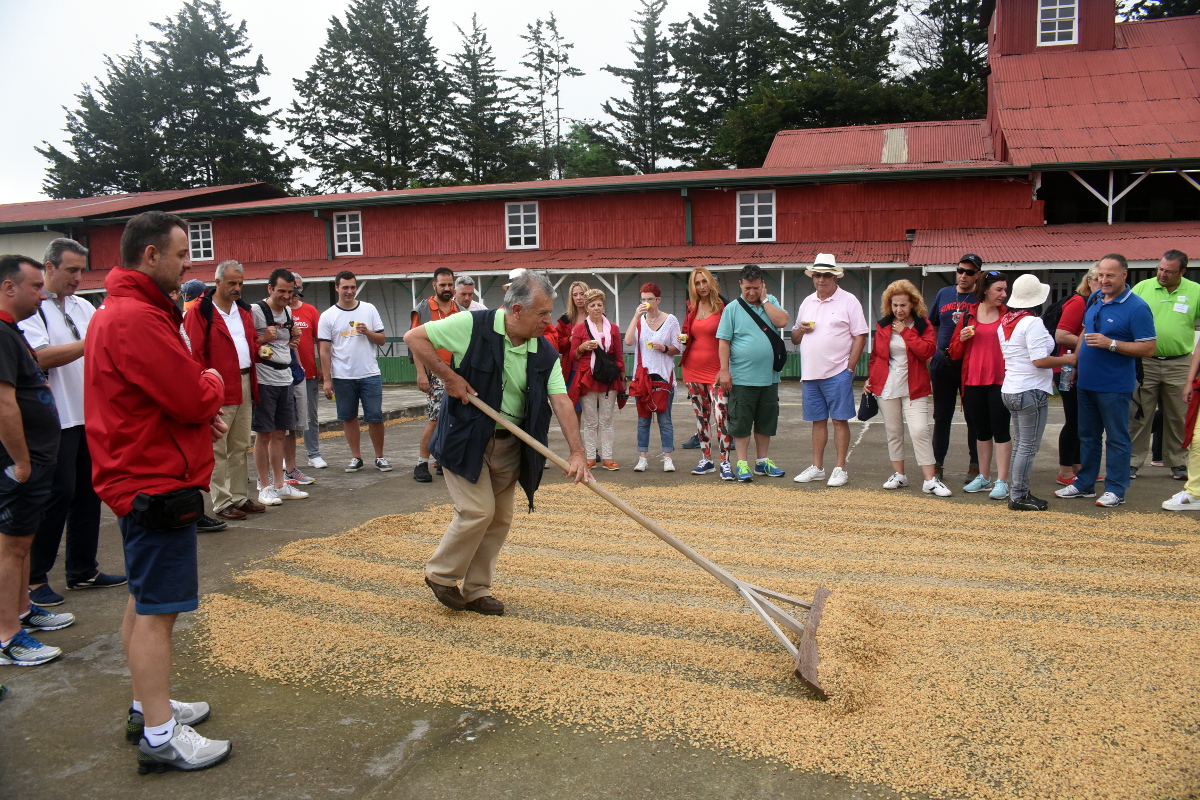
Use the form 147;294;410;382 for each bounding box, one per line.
333;375;384;423
119;514;199;615
802;369;856;421
0;461;55;538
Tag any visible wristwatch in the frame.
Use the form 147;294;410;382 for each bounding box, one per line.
1109;340;1118;352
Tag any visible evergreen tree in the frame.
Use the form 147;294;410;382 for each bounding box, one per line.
514;13;584;179
446;15;536;184
1120;0;1200;17
601;0;678;174
899;0;988;119
669;0;789;168
561;123;635;179
287;0;449;191
776;0;899;83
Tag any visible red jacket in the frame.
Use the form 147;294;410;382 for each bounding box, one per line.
555;313;578;379
568;318;625;402
85;269;225;517
948;304;1009;391
183;291;259;406
866;315;936;400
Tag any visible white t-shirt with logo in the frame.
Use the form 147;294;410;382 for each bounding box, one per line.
251;302;295;387
19;294;94;429
317;301;384;379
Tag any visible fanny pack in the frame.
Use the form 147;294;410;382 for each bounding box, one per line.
131;488;204;531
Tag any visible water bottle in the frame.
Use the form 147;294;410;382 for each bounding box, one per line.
1058;362;1074;392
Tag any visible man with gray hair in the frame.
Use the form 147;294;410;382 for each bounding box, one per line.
455;275;487;311
21;238;125;607
405;270;589;616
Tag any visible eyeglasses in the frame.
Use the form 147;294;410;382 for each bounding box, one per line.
956;268;978;276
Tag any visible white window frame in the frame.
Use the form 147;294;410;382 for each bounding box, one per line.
188;221;214;262
333;211;363;256
505;202;539;250
735;190;776;243
1037;0;1077;46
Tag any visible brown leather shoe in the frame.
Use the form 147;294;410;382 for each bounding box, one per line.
215;506;247;521
425;576;466;611
237;498;267;514
464;596;504;616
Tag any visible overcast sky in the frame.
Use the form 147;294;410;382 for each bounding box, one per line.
0;0;736;205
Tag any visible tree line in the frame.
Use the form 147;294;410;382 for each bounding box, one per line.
39;0;1197;198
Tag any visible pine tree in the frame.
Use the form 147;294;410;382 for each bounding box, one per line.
561;123;635;179
601;0;678;174
446;15;536;184
899;0;988;119
287;0;449;191
776;0;900;83
1120;0;1200;17
514;13;584;179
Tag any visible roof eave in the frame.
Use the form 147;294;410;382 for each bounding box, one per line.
1025;157;1200;172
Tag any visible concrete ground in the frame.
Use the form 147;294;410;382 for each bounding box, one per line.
0;383;1187;799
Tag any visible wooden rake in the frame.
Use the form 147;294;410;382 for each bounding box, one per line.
466;394;833;699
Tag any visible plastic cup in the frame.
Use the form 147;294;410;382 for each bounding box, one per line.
678;334;689;344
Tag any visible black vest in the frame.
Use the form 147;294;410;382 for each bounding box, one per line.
429;310;557;511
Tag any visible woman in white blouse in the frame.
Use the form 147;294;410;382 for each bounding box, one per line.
624;283;681;472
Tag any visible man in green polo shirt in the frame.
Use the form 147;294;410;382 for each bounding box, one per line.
404;270;589;617
1131;249;1198;479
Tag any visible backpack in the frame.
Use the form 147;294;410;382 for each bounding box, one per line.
1040;291;1081;346
255;301;305;385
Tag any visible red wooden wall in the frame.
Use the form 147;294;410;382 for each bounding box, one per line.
992;0;1116;56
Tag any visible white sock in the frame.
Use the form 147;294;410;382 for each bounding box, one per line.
756;458;767;464
0;637;11;648
417;457;429;465
144;719;175;747
131;700;143;713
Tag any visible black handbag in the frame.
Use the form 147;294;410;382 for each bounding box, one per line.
857;391;878;421
736;298;787;372
586;320;622;385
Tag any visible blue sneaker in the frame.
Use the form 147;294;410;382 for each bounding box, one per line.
20;604;75;632
681;434;701;450
0;630;62;666
735;460;754;482
989;479;1009;500
691;459;715;475
753;458;785;478
719;460;734;481
963;475;995;493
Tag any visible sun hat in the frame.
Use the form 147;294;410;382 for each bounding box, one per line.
805;253;843;277
1007;274;1051;309
502;268;525;289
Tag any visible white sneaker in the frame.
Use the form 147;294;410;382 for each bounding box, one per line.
276;483;309;500
634;457;648;472
137;723;231;773
883;472;907;489
793;465;825;483
827;467;848;487
923;477;952;497
1095;491;1125;508
308;456;328;469
1163;490;1200;511
663;455;675;472
258;486;281;506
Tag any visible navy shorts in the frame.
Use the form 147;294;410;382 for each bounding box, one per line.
253;383;297;433
802;369;856;421
119;514;199;615
0;461;55;538
333;375;384;423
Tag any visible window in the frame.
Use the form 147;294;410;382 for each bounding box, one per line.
188;221;213;261
1038;0;1077;45
333;211;363;256
736;191;775;242
505;202;539;249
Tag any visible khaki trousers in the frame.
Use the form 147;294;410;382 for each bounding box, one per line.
879;394;935;466
425;435;521;602
211;373;253;512
1130;357;1191;469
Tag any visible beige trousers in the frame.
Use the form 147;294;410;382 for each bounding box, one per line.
425;435;521;602
879;394;935;466
1129;356;1191;469
211;373;253;512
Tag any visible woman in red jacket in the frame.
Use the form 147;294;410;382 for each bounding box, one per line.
865;280;950;496
569;289;625;469
555;280;589;405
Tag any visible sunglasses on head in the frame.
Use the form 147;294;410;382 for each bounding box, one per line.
956;267;978;276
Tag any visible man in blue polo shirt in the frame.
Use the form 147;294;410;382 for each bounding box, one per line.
1056;253;1156;508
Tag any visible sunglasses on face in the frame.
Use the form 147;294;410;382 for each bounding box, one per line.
956;267;978;276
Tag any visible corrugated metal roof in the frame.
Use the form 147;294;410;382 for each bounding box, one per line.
0;184;279;225
909;221;1200;265
763;120;998;170
991;15;1200;166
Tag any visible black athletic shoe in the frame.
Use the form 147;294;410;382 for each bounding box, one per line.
1008;493;1049;511
196;515;227;533
435;463;443;475
414;462;432;482
681;434;701;450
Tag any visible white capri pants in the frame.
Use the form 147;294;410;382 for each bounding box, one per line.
878;394;935;467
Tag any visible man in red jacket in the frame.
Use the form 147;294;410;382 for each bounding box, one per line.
184;260;265;523
85;211;233;773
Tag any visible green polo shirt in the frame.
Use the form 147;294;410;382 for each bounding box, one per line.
1131;276;1200;357
425;309;566;427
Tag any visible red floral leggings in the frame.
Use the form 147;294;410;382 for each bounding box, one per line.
686;382;731;463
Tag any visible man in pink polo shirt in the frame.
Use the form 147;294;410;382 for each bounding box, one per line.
790;254;868;487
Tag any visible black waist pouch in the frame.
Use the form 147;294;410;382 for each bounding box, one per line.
131;488;204;530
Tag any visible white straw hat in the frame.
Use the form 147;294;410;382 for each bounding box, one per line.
805;253;843;277
1007;273;1051;309
503;268;525;288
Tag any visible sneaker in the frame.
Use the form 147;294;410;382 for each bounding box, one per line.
964;475;995;493
827;466;849;487
793;465;825;483
922;477;952;497
1009;494;1049;511
586;459;597;469
719;460;734;481
28;584;64;607
126;700;212;744
346;458;364;472
692;459;715;475
1095;491;1126;508
258;486;281;506
0;630;62;666
662;455;675;473
883;472;908;490
435;463;443;475
634;457;648;472
989;480;1009;500
1055;474;1075;486
1162;490;1200;511
67;571;128;590
601;460;620;471
20;604;75;632
735;460;753;482
375;457;393;472
753;459;785;478
308;456;328;469
413;462;432;482
1171;465;1188;480
1130;467;1139;479
681;434;701;450
276;483;309;500
1054;484;1096;499
285;468;315;486
137;723;231;774
196;515;227;533
1151;459;1165;467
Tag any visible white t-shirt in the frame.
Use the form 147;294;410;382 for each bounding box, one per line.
317;301;384;379
218;302;252;369
19;293;94;429
634;314;681;386
999;315;1055;394
880;332;910;400
251;302;295;387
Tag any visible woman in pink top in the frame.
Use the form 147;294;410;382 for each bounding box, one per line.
677;267;731;480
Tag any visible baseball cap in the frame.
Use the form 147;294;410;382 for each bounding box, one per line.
182;279;207;300
959;254;983;271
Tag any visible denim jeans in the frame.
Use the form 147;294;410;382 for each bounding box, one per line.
637;388;675;453
1003;389;1049;500
1074;388;1133;497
